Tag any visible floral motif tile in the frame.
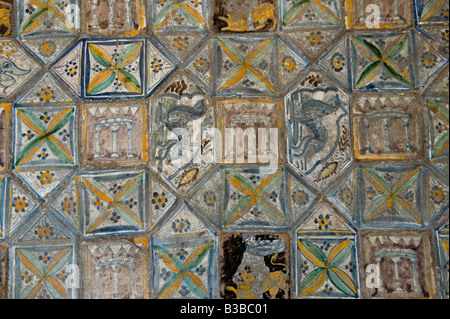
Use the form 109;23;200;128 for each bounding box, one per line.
151;202;218;299
0;0;448;300
280;0;344;59
294;202;360;298
76;170;149;237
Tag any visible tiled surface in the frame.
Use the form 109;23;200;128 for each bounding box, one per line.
0;0;448;299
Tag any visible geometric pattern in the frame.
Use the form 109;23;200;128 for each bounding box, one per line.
0;0;448;299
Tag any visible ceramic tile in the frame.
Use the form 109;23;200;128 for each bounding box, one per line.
0;0;448;300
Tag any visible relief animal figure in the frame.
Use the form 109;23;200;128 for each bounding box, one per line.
226;255;287;299
290;94;342;158
218;2;277;32
0;57;31;93
156;92;207;163
0;2;11;36
226;268;259;299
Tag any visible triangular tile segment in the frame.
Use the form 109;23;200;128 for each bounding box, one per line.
9;179;40;238
317;36;351;91
51;40;83;97
287;168;319;226
327;165;358;226
415;31;449;89
50;179;79;233
425;168;449;227
427;67;449;95
154;33;209;63
296;202;355;234
284;28;343;61
150;177;178;230
14;168;75;201
147;40;177;96
278;37;311;94
188;169;221;227
185;38;215;94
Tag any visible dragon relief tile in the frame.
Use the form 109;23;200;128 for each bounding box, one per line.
286;70;352;191
148;71;215;195
327;163;449;229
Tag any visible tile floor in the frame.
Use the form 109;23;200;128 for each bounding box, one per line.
0;0;448;299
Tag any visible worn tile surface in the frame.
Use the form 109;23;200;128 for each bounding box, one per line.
0;0;448;299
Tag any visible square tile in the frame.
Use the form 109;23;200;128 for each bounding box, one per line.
82;103;148;166
220;232;291;299
76;170;149;237
83;0;147;36
360;230;437;298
